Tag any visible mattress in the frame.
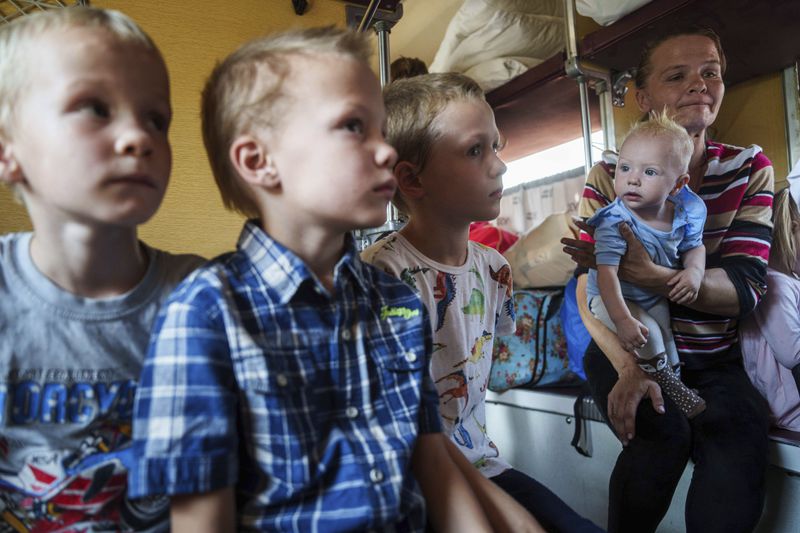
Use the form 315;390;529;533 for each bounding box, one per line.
429;0;565;91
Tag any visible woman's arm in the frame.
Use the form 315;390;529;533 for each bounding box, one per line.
616;225;740;316
171;487;236;533
562;220;740;316
597;265;648;352
576;274;664;445
413;433;492;533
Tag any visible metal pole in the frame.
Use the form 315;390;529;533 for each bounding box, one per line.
373;19;399;223
596;80;616;152
563;0;579;60
783;63;800;168
357;0;381;33
375;20;391;88
564;0;594;168
578;78;594;169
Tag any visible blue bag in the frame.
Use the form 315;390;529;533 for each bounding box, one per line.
559;276;590;380
489;288;577;391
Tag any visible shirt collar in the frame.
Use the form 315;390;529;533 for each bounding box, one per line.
237;220;369;303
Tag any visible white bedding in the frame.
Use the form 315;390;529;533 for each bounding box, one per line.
576;0;652;26
429;0;565;91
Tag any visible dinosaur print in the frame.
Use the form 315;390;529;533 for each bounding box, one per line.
434;272;456;331
462;289;484;316
399;266;429;292
436;370;468;405
453;330;493;368
489;264;513;298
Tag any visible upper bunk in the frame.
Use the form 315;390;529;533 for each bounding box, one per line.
488;0;800;162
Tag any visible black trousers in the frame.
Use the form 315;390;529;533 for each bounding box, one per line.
491;468;604;533
583;342;770;533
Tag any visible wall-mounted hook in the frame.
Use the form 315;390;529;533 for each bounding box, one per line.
611;70;634;107
292;0;308;15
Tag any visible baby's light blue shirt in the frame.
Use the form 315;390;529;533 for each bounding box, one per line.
586;186;707;310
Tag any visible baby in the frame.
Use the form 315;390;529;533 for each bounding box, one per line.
586;112;707;418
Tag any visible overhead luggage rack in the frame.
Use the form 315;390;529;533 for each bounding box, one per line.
488;0;800;163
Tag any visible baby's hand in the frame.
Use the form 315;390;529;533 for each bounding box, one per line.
617;317;649;353
668;266;703;305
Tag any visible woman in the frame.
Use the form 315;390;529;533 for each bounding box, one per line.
563;28;774;533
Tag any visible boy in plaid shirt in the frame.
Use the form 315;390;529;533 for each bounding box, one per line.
130;27;537;532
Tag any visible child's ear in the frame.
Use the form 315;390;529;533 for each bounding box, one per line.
671;173;690;195
0;140;23;185
229;134;279;189
394;161;423;200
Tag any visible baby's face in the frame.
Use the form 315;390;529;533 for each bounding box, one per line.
6;26;171;228
259;54;397;232
614;133;684;213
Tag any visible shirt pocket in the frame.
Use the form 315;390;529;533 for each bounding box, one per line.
366;319;428;435
234;349;321;494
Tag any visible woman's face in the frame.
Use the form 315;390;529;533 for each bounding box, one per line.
635;35;725;136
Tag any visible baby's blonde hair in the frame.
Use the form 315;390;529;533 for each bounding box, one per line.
0;7;159;139
383;72;486;214
770;188;800;276
201;26;371;219
623;109;694;175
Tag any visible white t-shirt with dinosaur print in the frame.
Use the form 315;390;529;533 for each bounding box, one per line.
363;233;515;477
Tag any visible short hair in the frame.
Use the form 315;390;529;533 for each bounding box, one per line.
621;110;694;175
635;27;726;89
201;26;371;218
770;188;799;276
390;56;428;82
383;72;485;213
0;7;159;139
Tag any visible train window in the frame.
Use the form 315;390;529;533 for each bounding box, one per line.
504;131;603;190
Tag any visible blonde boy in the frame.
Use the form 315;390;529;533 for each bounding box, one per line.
0;7;201;531
586;113;708;418
363;73;601;532
129;28;536;532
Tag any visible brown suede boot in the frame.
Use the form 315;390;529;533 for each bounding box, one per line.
637;354;706;418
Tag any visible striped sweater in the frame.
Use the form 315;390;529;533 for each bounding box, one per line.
578;141;774;368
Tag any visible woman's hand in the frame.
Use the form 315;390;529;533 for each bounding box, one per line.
617;223;659;286
608;365;665;446
561;218;596;270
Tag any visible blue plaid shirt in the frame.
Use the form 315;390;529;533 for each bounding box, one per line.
129;221;440;532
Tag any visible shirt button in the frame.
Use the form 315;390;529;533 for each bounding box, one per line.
369;468;384;483
275;374;288;387
345;406;359;419
404;351;417;363
341;329;352;341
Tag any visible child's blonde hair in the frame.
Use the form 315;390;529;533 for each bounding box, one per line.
201;26;371;219
624;110;694;175
0;7;159;139
770;188;800;276
383;72;486;214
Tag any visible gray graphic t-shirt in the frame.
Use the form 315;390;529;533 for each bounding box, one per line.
0;232;202;532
